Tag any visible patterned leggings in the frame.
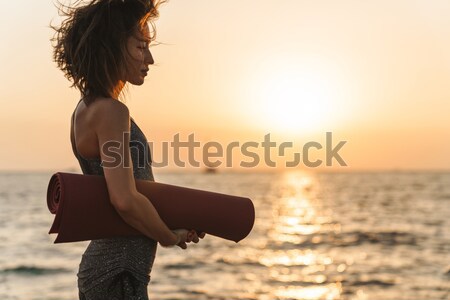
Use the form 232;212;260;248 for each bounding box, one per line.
78;271;149;300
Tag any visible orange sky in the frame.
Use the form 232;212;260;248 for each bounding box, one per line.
0;0;449;172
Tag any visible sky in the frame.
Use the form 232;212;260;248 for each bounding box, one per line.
0;0;449;172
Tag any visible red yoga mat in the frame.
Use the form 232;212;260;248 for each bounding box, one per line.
47;172;255;244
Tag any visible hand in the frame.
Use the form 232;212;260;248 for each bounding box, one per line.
186;230;206;244
170;229;189;249
171;229;206;250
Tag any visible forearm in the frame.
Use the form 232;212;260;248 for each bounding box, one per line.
114;191;178;246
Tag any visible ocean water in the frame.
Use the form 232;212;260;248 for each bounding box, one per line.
0;170;449;300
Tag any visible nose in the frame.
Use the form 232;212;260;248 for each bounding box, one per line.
145;48;154;65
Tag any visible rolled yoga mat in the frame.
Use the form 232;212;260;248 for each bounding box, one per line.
47;172;255;244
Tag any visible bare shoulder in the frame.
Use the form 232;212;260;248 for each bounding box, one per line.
89;98;130;132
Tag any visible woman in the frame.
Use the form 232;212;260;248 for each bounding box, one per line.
52;0;204;298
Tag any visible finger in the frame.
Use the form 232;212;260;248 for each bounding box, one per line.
186;232;194;243
192;233;199;243
198;232;206;239
178;242;187;249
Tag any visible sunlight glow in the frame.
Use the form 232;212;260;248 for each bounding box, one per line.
248;60;343;135
275;283;342;300
271;172;325;241
259;250;318;267
264;171;340;299
259;249;333;267
261;74;331;130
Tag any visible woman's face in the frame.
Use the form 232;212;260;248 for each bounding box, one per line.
124;23;154;85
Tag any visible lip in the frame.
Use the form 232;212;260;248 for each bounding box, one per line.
141;70;148;76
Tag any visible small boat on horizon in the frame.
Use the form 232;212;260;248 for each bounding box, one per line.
203;163;218;174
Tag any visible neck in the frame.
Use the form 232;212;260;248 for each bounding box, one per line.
112;81;126;99
83;81;126;102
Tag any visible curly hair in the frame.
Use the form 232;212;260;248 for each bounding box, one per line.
51;0;165;104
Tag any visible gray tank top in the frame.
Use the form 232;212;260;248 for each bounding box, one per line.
71;100;158;293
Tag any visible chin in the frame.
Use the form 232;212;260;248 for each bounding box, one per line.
129;78;145;86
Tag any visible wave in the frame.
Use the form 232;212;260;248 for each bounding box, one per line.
0;265;71;276
215;257;263;267
163;263;199;270
345;279;396;287
271;230;419;249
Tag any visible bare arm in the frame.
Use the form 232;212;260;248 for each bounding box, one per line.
94;100;179;247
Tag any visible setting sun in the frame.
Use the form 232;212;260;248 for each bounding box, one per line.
262;71;333;132
246;59;343;135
